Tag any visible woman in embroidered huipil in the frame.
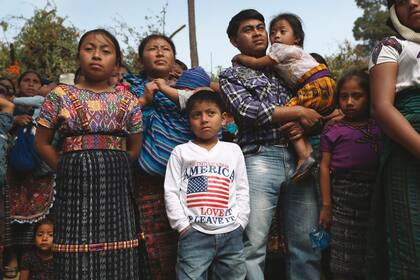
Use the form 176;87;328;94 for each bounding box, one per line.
34;29;142;279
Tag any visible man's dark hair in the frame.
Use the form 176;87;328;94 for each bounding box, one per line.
227;9;265;39
185;90;225;116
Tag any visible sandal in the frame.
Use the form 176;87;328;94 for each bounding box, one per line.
290;156;316;183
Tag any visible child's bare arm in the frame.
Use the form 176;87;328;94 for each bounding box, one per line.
319;152;332;228
154;78;180;104
232;54;276;69
0;97;14;114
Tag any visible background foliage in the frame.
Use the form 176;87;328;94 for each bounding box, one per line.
0;0;397;82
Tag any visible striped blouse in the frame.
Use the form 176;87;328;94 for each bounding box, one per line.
124;74;194;176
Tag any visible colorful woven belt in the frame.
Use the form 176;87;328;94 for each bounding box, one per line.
53;238;139;253
62;134;127;153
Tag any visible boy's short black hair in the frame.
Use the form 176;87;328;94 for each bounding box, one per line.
227;9;265;39
185;90;225;116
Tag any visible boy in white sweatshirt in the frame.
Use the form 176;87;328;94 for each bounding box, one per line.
164;90;250;280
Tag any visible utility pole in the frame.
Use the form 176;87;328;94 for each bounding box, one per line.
188;0;199;67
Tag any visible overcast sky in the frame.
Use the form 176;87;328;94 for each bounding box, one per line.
1;0;363;74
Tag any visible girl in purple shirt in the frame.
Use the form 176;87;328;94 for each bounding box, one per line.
319;70;382;279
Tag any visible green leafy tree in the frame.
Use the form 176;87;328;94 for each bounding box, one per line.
325;40;368;79
13;5;80;80
111;2;171;73
353;0;395;55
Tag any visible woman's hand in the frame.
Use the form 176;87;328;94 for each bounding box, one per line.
153;78;167;90
139;81;159;107
319;205;332;229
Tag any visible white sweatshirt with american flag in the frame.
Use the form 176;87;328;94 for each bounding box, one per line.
164;140;250;235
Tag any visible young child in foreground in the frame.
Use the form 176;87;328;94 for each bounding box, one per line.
19;218;54;280
233;13;336;182
164;90;250;279
319;70;382;279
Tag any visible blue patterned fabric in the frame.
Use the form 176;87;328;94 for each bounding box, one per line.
175;67;210;89
124;74;194;176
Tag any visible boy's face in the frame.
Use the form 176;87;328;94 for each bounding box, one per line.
189;101;226;145
230;19;268;58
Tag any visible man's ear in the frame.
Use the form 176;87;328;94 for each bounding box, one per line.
229;37;239;49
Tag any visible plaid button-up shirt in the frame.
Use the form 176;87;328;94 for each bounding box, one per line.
219;65;292;146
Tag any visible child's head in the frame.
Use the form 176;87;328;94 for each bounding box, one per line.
34;218;54;253
77;29;122;82
17;70;43;97
185;90;226;144
109;63;130;86
0;83;14;101
0;77;16;96
169;59;188;84
336;69;370;121
269;13;304;47
174;67;211;90
310;53;328;67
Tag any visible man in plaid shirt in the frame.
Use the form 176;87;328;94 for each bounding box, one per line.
219;9;322;280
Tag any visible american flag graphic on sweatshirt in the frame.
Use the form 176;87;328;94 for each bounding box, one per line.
186;175;231;208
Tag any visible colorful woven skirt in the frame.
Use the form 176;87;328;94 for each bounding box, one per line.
330;169;375;277
134;171;177;280
53;150;139;280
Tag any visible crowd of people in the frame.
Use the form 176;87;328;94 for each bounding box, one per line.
0;0;419;279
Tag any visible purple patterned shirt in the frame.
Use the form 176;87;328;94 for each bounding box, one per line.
219;66;291;146
320;119;383;171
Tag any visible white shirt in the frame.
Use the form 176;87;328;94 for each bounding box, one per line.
164;140;250;234
369;36;420;93
268;43;318;85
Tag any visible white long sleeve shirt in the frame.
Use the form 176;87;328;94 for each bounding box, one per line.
164;140;250;234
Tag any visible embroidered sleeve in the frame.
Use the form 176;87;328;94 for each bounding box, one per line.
128;96;143;134
37;87;63;129
369;37;402;69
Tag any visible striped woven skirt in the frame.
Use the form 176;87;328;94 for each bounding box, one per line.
53;150;139;280
134;171;177;280
330;169;375;276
